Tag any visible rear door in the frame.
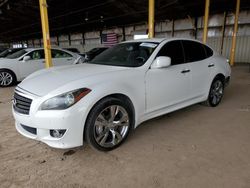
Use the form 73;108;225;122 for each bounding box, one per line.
51;49;75;66
145;40;192;113
19;50;45;79
181;40;211;98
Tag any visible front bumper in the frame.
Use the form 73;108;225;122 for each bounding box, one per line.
12;88;89;149
13;107;86;149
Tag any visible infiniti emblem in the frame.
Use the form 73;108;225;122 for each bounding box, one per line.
12;98;17;106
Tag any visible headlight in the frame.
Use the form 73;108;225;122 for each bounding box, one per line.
40;88;91;110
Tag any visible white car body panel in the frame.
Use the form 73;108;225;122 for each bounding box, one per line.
12;38;231;149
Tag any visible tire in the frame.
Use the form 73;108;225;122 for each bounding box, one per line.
85;97;133;151
0;69;16;87
205;78;224;107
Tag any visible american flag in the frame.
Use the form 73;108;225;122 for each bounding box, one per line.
101;33;118;47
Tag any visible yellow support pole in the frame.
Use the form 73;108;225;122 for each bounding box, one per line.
39;0;52;68
229;0;240;66
203;0;210;43
148;0;155;38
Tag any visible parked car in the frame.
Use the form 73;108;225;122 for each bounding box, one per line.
0;47;7;53
63;48;80;54
82;47;108;62
0;48;82;87
0;48;24;58
12;38;231;151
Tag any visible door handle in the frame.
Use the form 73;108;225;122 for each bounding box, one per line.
208;64;214;67
181;69;190;74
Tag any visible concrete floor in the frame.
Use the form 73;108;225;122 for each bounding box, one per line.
0;65;249;188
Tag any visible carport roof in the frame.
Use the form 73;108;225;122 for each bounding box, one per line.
0;0;249;42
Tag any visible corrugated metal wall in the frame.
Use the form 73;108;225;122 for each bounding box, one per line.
206;36;250;63
6;10;250;63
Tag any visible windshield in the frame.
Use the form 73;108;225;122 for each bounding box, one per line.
89;42;158;67
0;49;21;58
0;50;10;57
6;49;28;59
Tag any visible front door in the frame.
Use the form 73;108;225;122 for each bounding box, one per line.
19;50;45;79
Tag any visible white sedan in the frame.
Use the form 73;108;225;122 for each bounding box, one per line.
0;48;82;87
12;38;231;151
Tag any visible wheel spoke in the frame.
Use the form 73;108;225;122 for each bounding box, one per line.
111;130;122;145
109;105;119;122
115;114;129;127
96;114;108;126
99;132;109;146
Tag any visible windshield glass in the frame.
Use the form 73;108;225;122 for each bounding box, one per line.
0;50;10;57
0;49;21;58
89;42;158;67
6;49;28;59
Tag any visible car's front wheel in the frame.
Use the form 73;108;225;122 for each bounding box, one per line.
85;97;133;151
0;70;16;87
206;78;224;107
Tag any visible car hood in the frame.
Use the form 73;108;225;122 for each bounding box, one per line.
18;63;129;96
0;58;16;62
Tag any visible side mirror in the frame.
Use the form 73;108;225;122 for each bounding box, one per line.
151;56;171;69
23;56;31;62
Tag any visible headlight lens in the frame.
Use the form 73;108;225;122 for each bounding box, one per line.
41;88;91;110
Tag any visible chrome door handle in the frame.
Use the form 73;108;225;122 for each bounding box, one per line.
181;69;190;74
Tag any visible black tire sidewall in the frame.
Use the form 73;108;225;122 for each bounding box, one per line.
85;97;133;151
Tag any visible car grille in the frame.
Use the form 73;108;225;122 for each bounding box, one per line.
13;92;32;115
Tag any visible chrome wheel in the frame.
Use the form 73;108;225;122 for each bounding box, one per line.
209;80;224;106
94;105;130;148
0;71;13;86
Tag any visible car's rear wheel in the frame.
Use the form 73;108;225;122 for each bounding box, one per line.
0;70;16;87
85;97;133;151
206;79;224;107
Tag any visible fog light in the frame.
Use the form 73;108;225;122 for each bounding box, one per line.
50;129;66;138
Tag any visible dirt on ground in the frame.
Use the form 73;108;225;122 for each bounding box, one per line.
0;66;250;188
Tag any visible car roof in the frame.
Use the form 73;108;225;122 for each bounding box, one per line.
23;47;73;52
124;38;166;43
123;37;205;44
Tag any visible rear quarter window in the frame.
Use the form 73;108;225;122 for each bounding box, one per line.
203;45;213;58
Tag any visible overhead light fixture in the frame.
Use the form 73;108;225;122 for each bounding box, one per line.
100;15;104;23
84;12;89;22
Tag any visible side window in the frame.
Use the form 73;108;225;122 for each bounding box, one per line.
203;45;213;58
28;50;44;60
51;49;72;58
157;41;185;65
182;40;207;62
